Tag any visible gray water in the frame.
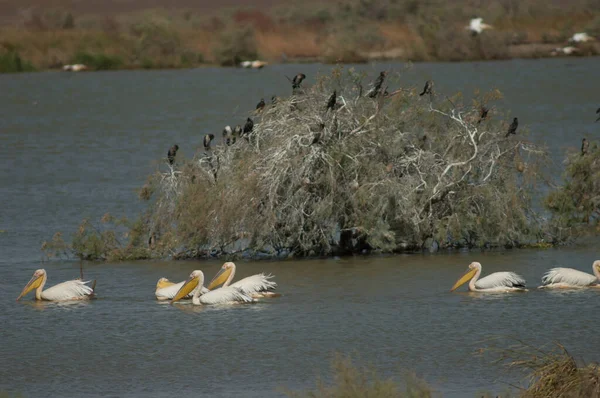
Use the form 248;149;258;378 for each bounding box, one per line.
1;58;599;397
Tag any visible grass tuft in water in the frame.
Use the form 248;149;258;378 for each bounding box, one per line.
284;354;433;398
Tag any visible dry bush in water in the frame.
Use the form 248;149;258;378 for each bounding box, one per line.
138;68;549;259
493;341;600;397
284;354;433;398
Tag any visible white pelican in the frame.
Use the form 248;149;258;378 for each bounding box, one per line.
171;270;253;305
551;46;580;56
540;261;600;289
207;262;278;298
16;269;95;301
569;32;595;43
155;277;208;301
62;64;88;72
466;18;493;35
450;262;527;292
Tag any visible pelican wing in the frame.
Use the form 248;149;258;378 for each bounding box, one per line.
230;273;277;295
474;272;526;290
156;282;208;300
41;279;94;301
542;268;597;287
199;286;253;305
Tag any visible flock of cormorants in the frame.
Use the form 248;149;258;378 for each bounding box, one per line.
161;70;600;166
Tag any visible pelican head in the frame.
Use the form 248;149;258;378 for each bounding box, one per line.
594;260;600;272
17;269;47;301
172;270;204;303
450;262;481;291
156;277;173;290
208;262;235;290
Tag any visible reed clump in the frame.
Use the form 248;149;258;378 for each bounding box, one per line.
497;342;600;398
285;354;433;398
133;68;549;259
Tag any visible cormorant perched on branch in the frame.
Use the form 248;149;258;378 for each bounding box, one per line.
506;117;518;137
203;134;215;150
167;144;179;165
477;106;489;124
243;117;254;135
367;71;387;98
582;138;589;156
292;73;306;90
326;90;337;111
223;126;233;146
419;80;433;96
256;98;265;112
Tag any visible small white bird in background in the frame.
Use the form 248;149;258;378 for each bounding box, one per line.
551;46;580;56
62;64;88;72
466;18;493;35
569;32;595;43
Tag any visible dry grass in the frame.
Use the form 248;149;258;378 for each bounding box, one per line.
494;342;600;398
2;0;600;71
284;354;433;398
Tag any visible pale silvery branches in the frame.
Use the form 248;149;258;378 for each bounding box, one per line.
141;69;548;258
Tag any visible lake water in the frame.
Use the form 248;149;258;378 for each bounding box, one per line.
1;58;599;397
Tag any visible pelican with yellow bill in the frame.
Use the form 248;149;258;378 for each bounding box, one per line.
16;269;96;301
539;260;600;289
171;270;254;305
450;262;527;292
207;262;278;298
155;277;209;301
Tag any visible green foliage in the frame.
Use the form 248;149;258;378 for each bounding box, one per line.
285;354;433;398
72;51;123;70
43;214;151;261
0;49;35;73
212;25;258;66
545;142;600;230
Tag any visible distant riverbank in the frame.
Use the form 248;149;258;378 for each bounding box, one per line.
1;1;600;73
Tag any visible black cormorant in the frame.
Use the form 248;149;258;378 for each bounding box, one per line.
292;73;306;90
419;80;433;96
506;117;518;137
582;138;589;156
326;90;337;111
167;144;179;165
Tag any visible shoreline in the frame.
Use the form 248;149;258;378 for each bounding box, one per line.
3;44;600;75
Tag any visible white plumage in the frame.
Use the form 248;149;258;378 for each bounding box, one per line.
17;269;95;301
466;18;493;35
208;262;278;298
474;272;526;290
171;270;254;305
155;278;208;300
451;262;527;292
569;32;595;43
195;285;254;305
230;273;277;296
40;280;94;301
541;263;600;289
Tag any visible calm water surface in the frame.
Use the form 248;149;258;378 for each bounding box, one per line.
1;58;599;397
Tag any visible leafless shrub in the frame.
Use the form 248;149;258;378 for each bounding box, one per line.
139;68;549;258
